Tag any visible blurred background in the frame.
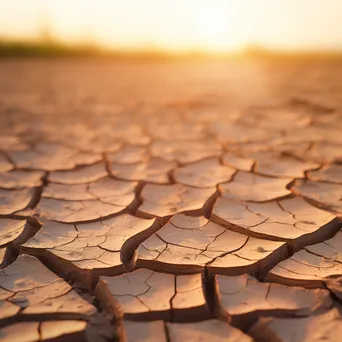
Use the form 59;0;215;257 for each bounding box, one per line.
1;0;342;58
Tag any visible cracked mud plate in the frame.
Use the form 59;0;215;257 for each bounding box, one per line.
0;59;341;342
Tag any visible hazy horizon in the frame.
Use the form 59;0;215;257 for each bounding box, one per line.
1;1;342;54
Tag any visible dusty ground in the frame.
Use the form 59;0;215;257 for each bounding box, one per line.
0;58;342;342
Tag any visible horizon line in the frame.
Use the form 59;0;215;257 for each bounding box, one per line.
2;38;342;59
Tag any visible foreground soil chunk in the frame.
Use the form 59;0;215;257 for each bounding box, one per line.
150;140;222;164
167;319;253;342
123;320;167;342
292;179;342;214
219;171;292;202
253;152;319;178
268;230;342;287
123;319;253;342
211;196;339;248
0;170;44;189
0;188;35;215
0;320;88;342
216;274;331;319
38;177;138;223
249;309;342;342
137;184;216;218
0;155;13;173
0;254;96;319
96;269;209;321
110;157;176;184
49;163;108;185
173;158;235;188
22;215;158;288
9;142;101;171
0;218;27;247
0;254;115;341
135;213;287;275
308;164;342;184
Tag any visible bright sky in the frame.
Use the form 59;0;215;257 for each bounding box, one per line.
0;0;342;52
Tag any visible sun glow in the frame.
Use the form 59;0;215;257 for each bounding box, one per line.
1;0;342;54
193;7;244;52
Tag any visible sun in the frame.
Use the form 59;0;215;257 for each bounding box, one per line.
193;7;243;52
200;12;227;37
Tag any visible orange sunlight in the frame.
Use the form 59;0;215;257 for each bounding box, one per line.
1;0;342;53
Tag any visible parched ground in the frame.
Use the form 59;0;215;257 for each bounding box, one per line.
0;58;342;342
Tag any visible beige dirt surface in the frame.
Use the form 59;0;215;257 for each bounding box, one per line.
0;58;341;341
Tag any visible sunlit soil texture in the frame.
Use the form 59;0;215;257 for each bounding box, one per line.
0;59;341;341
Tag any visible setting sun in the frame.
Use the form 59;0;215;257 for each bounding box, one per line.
193;7;243;52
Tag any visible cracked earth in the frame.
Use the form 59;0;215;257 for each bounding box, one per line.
0;59;342;341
